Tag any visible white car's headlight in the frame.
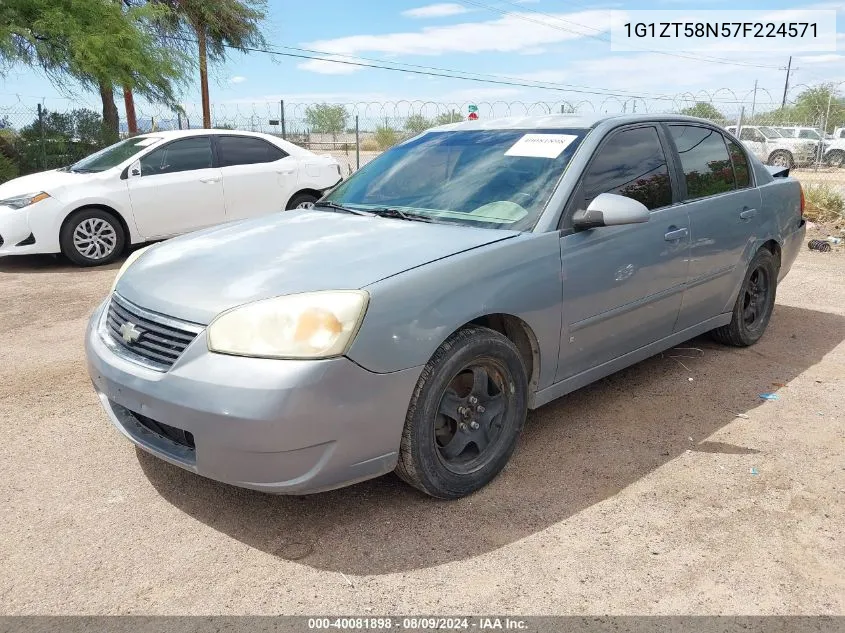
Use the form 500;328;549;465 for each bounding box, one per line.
0;191;50;209
207;291;369;359
110;245;151;293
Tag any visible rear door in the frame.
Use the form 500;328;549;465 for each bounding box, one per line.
127;136;225;238
667;124;763;331
215;135;298;221
556;124;690;381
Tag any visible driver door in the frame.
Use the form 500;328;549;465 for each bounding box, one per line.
555;124;690;382
127;136;226;239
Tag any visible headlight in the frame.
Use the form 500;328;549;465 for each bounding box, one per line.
207;290;369;359
110;245;151;293
0;192;50;209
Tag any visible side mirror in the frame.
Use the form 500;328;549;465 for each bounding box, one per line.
128;159;141;178
572;193;650;229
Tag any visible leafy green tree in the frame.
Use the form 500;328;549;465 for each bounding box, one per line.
435;110;463;125
16;108;112;172
404;114;432;135
374;123;398;150
304;104;349;135
0;0;187;135
148;0;267;128
680;102;726;122
790;84;845;132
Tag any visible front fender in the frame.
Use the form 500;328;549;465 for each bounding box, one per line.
346;232;563;390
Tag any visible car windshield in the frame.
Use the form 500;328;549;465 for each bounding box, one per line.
760;127;783;138
67;136;163;173
323;128;589;230
798;129;821;139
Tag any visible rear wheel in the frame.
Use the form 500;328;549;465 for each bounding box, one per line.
395;326;528;499
286;192;319;210
824;149;845;167
60;208;125;267
767;150;794;169
710;248;778;347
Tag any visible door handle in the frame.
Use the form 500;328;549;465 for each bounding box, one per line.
199;177;220;184
664;227;689;241
276;169;295;175
739;208;757;220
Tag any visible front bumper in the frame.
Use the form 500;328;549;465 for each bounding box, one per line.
0;199;63;256
85;300;422;494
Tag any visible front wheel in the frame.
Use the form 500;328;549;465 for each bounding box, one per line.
60;208;125;266
767;150;794;169
710;248;778;347
395;326;528;499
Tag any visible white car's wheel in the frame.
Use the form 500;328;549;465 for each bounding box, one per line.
286;192;319;210
60;208;125;267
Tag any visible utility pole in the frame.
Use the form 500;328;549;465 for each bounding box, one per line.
781;56;792;108
750;80;758;119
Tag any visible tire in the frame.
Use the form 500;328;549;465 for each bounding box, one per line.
824;150;845;168
395;326;528;499
710;248;778;347
767;150;794;169
286;192;319;210
60;208;126;267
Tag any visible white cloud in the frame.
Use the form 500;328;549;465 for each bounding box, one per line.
298;10;612;74
797;54;844;63
229;76;247;84
402;3;470;18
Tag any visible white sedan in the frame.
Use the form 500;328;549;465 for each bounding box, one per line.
0;130;342;265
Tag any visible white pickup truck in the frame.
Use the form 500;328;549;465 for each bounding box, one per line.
821;127;845;166
725;125;818;168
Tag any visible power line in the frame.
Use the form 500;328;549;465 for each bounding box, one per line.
168;37;782;105
455;0;785;70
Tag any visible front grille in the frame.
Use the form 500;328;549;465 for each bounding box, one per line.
105;293;203;371
133;411;195;449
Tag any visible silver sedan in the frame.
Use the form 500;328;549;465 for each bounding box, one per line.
86;114;806;499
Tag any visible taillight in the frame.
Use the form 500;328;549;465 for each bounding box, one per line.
799;183;805;217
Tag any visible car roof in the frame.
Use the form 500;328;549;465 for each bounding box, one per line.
134;129;283;142
429;113;731;132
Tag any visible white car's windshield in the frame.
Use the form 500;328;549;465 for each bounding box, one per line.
324;128;589;230
67;136;163;173
798;129;821;139
759;127;783;138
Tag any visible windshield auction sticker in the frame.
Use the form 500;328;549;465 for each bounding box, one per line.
505;134;578;159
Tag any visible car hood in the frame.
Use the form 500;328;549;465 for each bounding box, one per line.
117;210;519;324
0;169;98;200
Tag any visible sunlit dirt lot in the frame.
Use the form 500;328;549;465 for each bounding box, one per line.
0;247;842;615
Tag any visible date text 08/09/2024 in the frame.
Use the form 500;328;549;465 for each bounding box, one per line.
307;617;529;630
623;22;818;39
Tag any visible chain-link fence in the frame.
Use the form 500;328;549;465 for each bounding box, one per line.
2;83;844;227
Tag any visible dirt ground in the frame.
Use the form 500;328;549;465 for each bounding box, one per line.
0;246;842;616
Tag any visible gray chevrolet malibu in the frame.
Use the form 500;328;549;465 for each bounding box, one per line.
85;114;806;499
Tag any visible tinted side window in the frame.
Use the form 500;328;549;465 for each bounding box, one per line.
669;125;735;200
140;137;212;175
726;138;750;188
218;136;286;167
582;126;672;211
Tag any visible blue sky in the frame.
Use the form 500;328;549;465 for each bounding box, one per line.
2;0;844;117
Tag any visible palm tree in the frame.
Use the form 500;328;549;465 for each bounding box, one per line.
156;0;266;128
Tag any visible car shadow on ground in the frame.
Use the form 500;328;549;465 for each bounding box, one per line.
0;253;126;274
137;304;844;575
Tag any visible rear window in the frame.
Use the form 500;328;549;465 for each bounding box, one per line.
217;136;287;167
669;125;735;199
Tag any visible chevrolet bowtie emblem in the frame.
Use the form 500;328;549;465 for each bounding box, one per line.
119;321;142;344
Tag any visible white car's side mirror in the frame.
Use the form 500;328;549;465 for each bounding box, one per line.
128;160;141;178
